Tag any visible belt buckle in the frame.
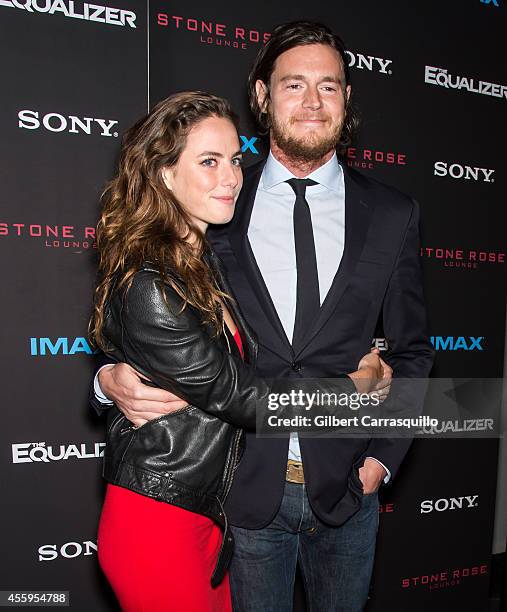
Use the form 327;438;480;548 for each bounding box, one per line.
286;460;305;484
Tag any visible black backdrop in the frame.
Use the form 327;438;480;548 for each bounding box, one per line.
1;1;506;610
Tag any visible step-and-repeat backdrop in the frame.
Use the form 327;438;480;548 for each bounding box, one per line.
1;1;505;610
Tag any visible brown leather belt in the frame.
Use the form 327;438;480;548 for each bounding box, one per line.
286;460;305;484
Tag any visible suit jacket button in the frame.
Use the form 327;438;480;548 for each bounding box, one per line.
291;362;302;372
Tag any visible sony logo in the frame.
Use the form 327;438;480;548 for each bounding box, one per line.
434;161;495;182
345;51;392;75
38;540;97;561
18;110;118;137
420;495;479;513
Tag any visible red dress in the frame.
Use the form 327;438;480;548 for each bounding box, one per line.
97;330;244;612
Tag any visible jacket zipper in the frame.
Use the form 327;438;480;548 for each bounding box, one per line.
107;412;124;435
220;429;243;503
219;311;242;502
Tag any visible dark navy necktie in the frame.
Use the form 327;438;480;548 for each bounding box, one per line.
286;178;319;353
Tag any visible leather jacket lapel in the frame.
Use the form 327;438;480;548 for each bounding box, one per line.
207;249;259;366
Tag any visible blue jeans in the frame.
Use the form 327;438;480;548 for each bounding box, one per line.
229;481;379;612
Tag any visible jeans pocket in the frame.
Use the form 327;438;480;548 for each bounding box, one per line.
349;456;365;496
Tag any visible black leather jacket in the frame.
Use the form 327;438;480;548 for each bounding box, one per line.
100;252;270;586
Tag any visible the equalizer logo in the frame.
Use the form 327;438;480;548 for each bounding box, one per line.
12;441;105;463
0;1;136;27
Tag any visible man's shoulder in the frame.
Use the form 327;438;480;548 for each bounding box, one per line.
344;164;416;214
243;158;267;181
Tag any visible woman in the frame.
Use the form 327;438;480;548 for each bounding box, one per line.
90;91;386;611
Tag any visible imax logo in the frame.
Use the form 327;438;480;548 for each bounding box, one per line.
240;135;258;154
30;337;94;356
430;336;484;351
434;161;495;182
420;495;479;514
18;110;118;137
345;50;392;75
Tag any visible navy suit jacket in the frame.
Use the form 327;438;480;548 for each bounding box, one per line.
207;159;434;528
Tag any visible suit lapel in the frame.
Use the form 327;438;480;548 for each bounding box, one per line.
224;160;374;360
208;249;259;365
227;161;294;359
294;165;374;356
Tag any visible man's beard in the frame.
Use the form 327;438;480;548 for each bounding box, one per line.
270;111;343;163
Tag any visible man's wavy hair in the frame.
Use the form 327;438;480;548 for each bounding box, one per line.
90;91;239;350
248;21;359;155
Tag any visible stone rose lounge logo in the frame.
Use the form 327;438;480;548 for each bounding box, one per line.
420;246;504;270
0;222;97;252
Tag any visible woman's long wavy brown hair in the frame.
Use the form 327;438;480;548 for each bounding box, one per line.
90;91;240;350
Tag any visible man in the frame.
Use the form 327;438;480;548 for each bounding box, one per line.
92;21;434;611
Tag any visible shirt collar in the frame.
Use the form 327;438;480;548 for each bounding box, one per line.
262;150;343;193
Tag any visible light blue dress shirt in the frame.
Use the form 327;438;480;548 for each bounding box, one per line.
248;152;345;462
248;152;390;482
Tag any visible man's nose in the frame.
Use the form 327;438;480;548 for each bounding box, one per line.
302;86;322;109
